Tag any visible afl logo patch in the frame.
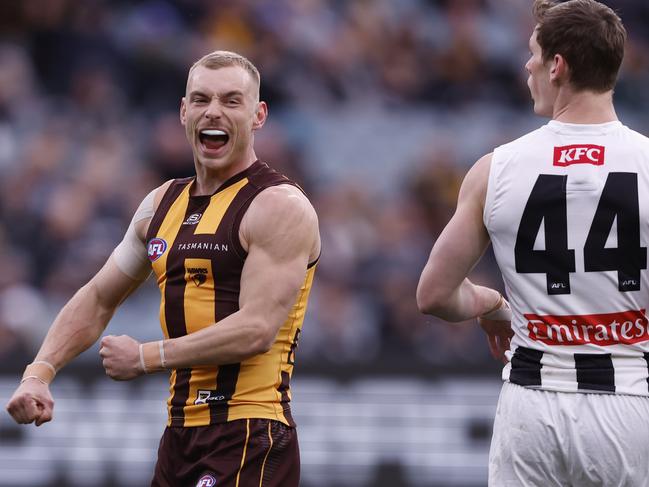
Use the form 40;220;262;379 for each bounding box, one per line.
147;238;168;262
196;475;216;487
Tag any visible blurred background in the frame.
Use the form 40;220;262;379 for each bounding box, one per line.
1;0;649;486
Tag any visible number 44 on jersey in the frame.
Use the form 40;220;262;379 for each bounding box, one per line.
515;172;647;295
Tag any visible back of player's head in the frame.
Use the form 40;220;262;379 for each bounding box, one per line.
186;51;261;98
533;0;626;92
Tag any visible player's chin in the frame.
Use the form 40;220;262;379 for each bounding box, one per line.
197;156;231;173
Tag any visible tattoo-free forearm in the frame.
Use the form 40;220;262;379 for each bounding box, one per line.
423;279;501;322
33;282;117;370
162;310;276;369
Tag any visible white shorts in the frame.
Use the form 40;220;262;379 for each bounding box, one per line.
489;381;649;487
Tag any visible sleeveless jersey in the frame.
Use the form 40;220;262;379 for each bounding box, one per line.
485;121;649;396
145;160;317;427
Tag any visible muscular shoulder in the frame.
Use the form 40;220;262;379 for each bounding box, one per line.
240;184;320;257
458;153;493;209
152;180;175;211
134;179;175;241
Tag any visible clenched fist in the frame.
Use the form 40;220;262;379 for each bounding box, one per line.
6;379;54;426
99;334;143;380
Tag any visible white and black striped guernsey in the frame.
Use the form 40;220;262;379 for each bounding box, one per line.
485;120;649;396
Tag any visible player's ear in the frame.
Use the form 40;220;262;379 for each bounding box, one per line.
252;101;268;131
180;98;187;126
550;54;567;83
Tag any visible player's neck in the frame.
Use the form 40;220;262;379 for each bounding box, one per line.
192;151;258;196
552;89;618;125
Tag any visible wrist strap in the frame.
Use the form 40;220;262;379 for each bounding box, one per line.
139;344;147;374
480;293;512;321
22;361;57;385
21;376;49;385
140;341;167;374
158;340;167;369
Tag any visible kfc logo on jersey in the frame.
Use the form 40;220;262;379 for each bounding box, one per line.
147;238;168;262
526;309;649;346
195;474;216;487
553;144;605;166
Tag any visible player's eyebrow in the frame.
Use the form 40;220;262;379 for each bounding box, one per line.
188;90;246;101
188;90;209;99
219;90;245;99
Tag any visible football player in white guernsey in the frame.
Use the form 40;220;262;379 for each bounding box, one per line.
417;1;649;485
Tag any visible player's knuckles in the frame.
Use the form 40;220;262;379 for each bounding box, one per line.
13;406;35;424
11;393;32;410
103;360;113;375
37;410;53;425
8;397;28;414
5;402;19;418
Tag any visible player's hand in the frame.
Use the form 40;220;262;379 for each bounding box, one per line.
479;318;514;364
6;378;54;426
99;334;143;381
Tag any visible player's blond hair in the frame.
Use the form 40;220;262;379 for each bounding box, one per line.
186;51;261;98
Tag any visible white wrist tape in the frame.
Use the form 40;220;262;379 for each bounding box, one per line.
158;340;167;369
140;341;166;374
139;344;147;374
480;294;512;322
33;360;57;374
22;360;57;385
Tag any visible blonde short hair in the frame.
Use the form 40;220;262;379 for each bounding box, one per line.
186;50;260;96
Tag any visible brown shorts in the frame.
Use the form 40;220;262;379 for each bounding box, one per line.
151;419;299;487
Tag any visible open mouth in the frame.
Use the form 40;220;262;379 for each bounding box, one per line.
199;129;229;151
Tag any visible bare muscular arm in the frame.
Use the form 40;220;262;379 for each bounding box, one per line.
416;153;513;360
4;180;171;425
416;154;500;320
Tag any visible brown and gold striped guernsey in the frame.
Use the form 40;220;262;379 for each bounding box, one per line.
145;160;317;427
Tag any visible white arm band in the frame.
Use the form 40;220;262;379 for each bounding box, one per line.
112;188;156;281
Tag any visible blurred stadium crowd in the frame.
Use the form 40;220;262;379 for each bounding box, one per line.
2;0;649;378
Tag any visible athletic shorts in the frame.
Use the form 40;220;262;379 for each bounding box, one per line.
489;381;649;487
151;419;299;487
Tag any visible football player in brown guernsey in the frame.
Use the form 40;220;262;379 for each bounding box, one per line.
6;51;321;487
